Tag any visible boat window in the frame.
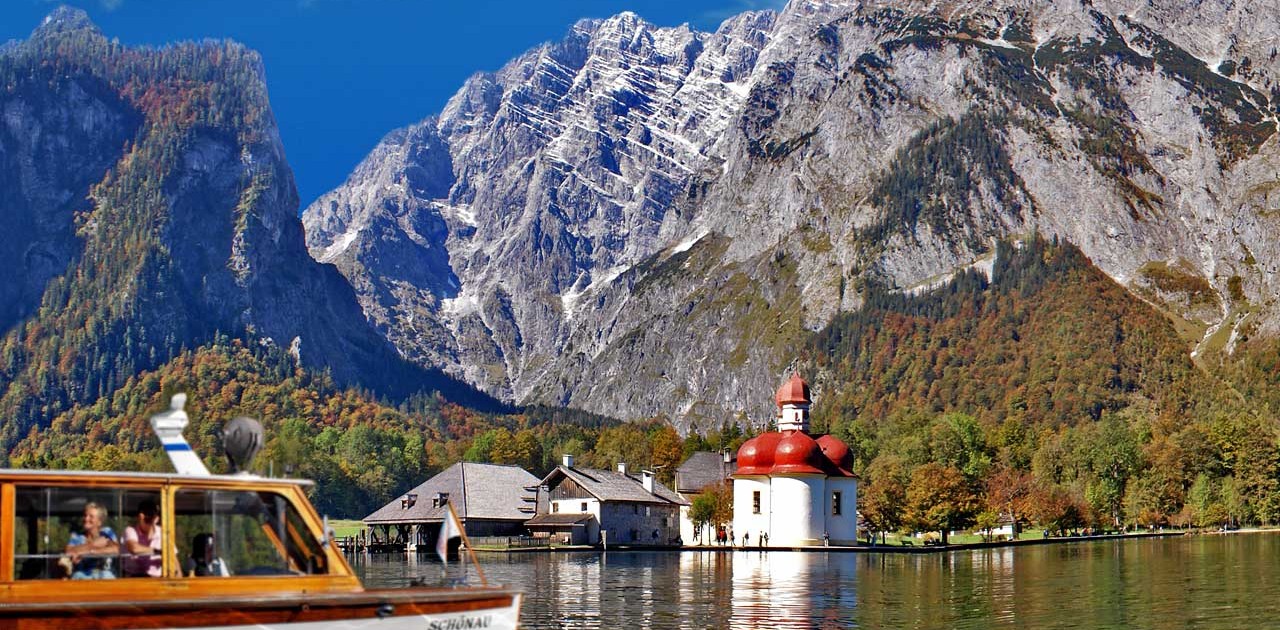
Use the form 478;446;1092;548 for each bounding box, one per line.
11;486;163;580
173;489;327;577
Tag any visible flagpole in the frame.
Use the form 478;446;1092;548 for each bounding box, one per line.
449;502;487;587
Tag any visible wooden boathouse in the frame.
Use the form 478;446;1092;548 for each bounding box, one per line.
361;462;539;552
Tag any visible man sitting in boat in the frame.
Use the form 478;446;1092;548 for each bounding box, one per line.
122;499;163;578
64;502;119;579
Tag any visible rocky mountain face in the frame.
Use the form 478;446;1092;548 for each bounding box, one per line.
0;8;488;453
305;0;1280;432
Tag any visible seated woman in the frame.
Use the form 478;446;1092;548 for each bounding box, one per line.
122;499;163;578
65;502;119;579
185;533;229;577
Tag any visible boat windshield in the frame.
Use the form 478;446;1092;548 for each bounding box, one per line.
12;486;163;580
173;488;328;577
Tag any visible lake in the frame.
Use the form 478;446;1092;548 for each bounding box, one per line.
352;532;1280;629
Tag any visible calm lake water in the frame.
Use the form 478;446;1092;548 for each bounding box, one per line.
352;533;1280;629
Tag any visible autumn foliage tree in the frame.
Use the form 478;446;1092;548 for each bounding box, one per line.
906;463;979;544
861;455;908;544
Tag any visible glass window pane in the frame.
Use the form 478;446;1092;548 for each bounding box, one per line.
173;489;327;578
119;491;165;578
12;486;160;580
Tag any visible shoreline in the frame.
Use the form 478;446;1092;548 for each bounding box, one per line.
458;527;1279;555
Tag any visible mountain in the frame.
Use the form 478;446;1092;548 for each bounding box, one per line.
0;7;494;458
302;0;1280;431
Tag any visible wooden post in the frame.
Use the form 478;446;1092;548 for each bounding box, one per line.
448;502;487;587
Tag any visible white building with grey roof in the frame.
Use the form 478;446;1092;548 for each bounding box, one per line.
675;450;737;544
527;455;688;546
363;462;539;549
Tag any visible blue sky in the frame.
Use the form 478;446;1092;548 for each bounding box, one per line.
1;0;784;209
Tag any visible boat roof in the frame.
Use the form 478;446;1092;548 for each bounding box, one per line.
0;468;314;487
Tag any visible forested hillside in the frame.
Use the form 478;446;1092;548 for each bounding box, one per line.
808;237;1280;532
0;8;491;466
8;336;707;517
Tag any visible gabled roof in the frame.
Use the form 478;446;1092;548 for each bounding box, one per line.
675;452;736;494
540;466;689;506
363;462;539;524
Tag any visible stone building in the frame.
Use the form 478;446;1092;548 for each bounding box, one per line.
363;462;539;549
526;455;687;546
732;374;858;546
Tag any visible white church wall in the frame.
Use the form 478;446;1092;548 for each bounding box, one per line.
825;477;859;544
769;475;822;545
732;476;770;544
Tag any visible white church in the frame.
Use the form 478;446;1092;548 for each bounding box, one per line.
732;374;858;546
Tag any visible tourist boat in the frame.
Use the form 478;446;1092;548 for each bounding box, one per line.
0;395;521;629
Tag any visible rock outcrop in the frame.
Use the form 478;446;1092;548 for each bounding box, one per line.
302;0;1280;430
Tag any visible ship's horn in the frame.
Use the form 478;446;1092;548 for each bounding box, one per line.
220;416;264;475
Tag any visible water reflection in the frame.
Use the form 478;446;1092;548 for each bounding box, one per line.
351;533;1280;629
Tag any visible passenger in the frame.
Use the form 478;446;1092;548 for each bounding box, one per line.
186;533;229;577
122;499;163;577
65;502;119;579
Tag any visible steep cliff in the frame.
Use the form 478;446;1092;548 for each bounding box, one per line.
303;0;1280;430
0;8;491;456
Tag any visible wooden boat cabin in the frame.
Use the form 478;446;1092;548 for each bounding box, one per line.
0;469;358;598
0;396;520;629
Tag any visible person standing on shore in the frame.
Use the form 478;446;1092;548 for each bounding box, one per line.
743;531;749;547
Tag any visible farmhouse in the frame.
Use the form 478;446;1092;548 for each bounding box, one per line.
527;455;687;546
675;450;736;544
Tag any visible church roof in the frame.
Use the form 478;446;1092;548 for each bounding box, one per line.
775;373;811;407
734;430;855;478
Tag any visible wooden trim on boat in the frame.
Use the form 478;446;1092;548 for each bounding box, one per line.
2;575;366;603
0;485;12;583
161;484;179;579
0;588;518;629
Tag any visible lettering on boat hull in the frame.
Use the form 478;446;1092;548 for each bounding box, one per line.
180;597;520;630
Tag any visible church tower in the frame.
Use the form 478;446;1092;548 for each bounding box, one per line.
775;373;810;433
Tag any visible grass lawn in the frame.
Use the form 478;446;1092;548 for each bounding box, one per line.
328;519;365;538
871;530;1049;546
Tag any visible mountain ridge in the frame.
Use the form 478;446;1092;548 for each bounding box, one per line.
0;7;501;458
302;0;1280;431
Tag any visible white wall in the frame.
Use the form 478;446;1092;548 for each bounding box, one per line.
769;475;822;546
732;476;769;544
824;477;858;544
552;497;599;519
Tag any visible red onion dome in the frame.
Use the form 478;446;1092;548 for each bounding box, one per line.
771;431;827;475
817;434;855;476
735;432;782;476
775;374;811;407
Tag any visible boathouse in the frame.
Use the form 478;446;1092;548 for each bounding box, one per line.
363;462;539;550
675;450;736;544
731;374;859;546
527;455;687;546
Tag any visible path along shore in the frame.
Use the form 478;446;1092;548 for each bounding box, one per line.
469;527;1278;554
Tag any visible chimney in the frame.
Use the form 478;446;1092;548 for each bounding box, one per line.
617;462;629;475
722;449;731;464
562;454;575;468
641;470;655;494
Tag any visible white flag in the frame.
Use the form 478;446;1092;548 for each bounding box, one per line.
437;503;463;564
